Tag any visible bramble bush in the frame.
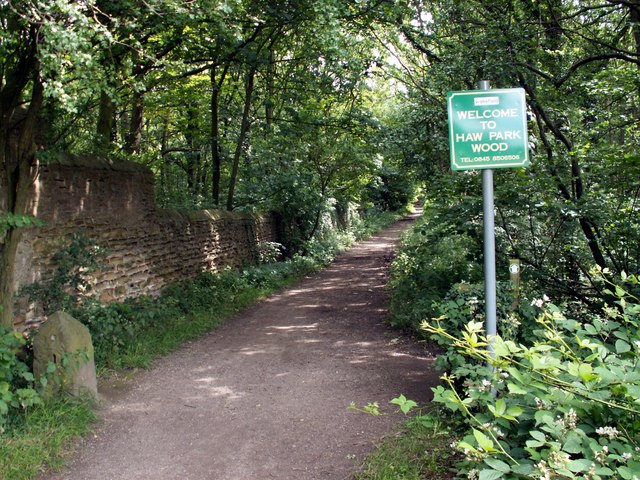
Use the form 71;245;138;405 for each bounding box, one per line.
0;327;44;434
422;271;640;480
427;281;539;382
388;210;483;332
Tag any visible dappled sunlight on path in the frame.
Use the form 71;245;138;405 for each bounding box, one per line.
40;210;438;480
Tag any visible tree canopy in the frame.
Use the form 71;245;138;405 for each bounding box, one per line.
2;0;640;324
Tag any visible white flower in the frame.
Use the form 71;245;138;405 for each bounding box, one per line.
596;426;620;440
492;427;505;438
555;409;578;430
478;379;492;392
537;460;552;480
531;298;544;308
534;397;551;410
549;450;570;468
622;452;632;461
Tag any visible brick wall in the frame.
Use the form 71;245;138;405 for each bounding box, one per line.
12;153;278;330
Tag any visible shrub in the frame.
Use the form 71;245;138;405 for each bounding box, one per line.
427;282;538;380
424;271;640;480
388;213;483;332
21;231;106;315
0;327;43;434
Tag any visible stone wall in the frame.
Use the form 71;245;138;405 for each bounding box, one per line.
11;153;278;330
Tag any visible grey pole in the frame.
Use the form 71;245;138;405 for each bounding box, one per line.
478;80;497;359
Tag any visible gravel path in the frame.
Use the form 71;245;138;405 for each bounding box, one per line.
39;212;439;480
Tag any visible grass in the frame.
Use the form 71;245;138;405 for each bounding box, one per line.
353;411;458;480
0;396;97;480
1;208;404;480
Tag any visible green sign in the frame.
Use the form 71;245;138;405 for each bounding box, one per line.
447;88;529;171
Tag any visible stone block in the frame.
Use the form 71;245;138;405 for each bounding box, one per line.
32;311;98;398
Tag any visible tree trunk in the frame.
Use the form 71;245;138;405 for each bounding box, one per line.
211;67;222;207
125;90;144;154
265;49;275;128
0;76;44;328
185;105;200;198
226;66;256;211
96;91;115;152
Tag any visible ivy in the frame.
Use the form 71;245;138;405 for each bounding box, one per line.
0;214;44;235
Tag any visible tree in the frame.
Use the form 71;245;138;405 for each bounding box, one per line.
0;0;119;326
389;0;640;301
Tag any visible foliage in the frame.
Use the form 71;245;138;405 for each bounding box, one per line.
423;272;640;480
354;410;457;480
0;214;44;236
389;205;483;332
0;395;96;480
256;242;284;265
0;327;43;435
21;232;106;315
389;0;640;306
363;163;418;213
428;282;539;379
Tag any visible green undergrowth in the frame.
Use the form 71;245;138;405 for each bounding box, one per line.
1;207;403;480
384;201;640;479
354;409;458;480
0;395;96;480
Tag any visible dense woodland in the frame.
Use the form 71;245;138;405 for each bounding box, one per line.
2;1;640;478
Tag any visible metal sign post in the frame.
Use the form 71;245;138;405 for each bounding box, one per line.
478;80;497;360
446;81;529;361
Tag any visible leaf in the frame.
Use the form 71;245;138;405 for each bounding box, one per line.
595;467;614;475
618;464;640;479
618;466;634;479
615;339;631;354
507;383;528;395
505;406;523;419
494;399;507;415
478;469;504;480
484;458;511;473
512;463;535;475
390;394;418;415
526;439;545;448
562;431;583;454
584;324;599;335
534;410;554;426
507;367;524;383
458;441;477;453
489;399;507;418
473;428;495;452
529;430;546;442
568;459;593;473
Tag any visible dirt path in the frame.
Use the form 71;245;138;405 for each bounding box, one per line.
40;212;439;480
